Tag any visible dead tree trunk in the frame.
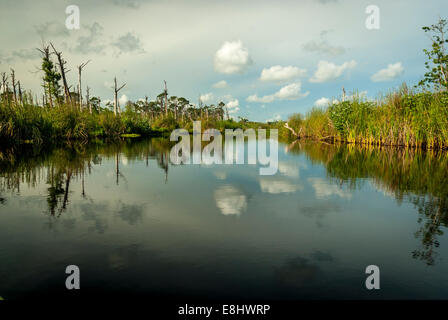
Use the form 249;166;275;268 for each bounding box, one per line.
50;43;72;105
164;80;168;117
17;81;23;106
10;69;17;105
1;73;7;104
77;60;90;110
113;77;126;116
86;86;91;114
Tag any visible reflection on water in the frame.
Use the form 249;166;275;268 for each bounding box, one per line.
1;138;448;299
214;185;247;215
286;142;448;267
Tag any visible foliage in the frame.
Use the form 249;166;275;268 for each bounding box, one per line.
286;88;448;149
419;18;448;91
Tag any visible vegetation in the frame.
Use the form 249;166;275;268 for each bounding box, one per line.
0;43;263;146
284;18;448;150
287;141;448;266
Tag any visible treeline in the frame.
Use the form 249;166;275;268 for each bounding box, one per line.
284;18;448;150
0;42;248;145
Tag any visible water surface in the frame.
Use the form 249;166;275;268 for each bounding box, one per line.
1;138;447;300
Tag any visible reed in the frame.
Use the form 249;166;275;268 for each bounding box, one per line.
286;87;448;150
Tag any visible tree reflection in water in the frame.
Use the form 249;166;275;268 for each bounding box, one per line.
0;138;173;218
1;138;447;266
286;141;448;266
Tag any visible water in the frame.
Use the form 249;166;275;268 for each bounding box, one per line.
0;138;447;300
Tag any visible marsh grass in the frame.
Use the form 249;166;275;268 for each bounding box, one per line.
286;86;448;150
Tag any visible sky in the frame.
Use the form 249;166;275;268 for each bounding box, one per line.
0;0;446;122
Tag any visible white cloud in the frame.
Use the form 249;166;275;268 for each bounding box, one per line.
214;185;247;215
247;94;275;103
309;60;357;83
371;62;404;82
200;92;214;104
212;80;228;88
247;82;309;103
275;82;309;100
308;178;352;199
214;40;252;74
278;162;300;178
119;94;129;105
302;40;345;56
260;65;307;82
314;97;330;107
226;99;240;114
259;179;301;194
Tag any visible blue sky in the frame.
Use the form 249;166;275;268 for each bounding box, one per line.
0;0;446;122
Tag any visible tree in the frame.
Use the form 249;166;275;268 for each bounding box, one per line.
113;77;126;116
77;60;90;109
89;96;101;113
419;18;448;91
38;45;62;107
50;43;72;105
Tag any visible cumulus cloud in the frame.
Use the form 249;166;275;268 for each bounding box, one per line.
309;60;356;83
119;94;129;106
308;178;352;199
247;82;309;103
302;40;345;56
278;162;300;178
200;92;214;104
6;48;38;62
214;40;252;74
259;179;301;194
226;99;240;114
260;65;307;82
371;62;404;82
35;21;69;38
314;97;330;107
214;185;247;215
72;22;106;54
212;80;228;88
112;32;145;54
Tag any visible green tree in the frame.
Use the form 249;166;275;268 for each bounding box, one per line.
38;45;62;107
419;18;448;91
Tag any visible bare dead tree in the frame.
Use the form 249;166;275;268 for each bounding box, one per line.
1;72;8;104
86;86;91;114
113;77;126;116
10;68;17;105
77;60;90;110
17;81;23;106
50;43;72;105
164;80;168;117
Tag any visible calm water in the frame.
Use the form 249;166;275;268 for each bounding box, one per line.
0;138;447;300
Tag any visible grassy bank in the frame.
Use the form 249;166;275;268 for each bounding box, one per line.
0;101;266;146
284;86;448;149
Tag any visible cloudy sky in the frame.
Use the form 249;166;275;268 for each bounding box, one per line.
0;0;446;122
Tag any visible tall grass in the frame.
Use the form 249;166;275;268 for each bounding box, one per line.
286;86;448;149
0;102;155;145
0;101;262;146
